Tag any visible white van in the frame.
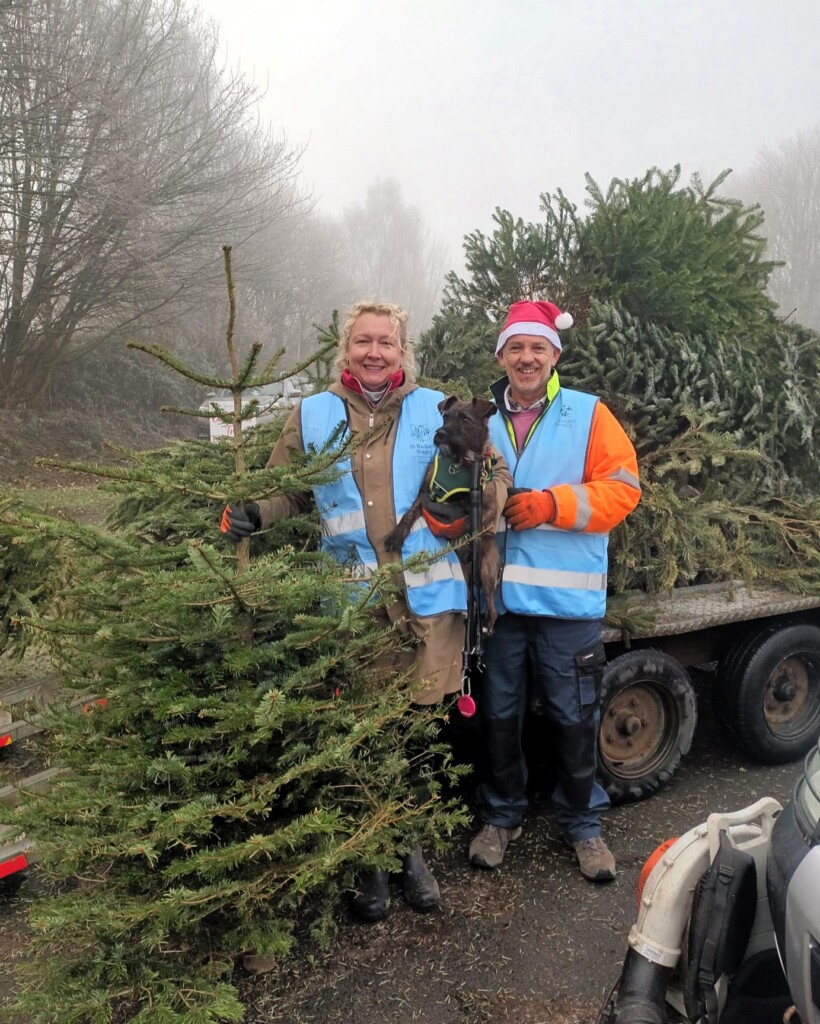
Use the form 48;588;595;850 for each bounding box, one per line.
199;375;313;441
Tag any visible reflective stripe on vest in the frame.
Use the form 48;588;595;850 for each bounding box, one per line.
489;387;608;619
300;389;466;616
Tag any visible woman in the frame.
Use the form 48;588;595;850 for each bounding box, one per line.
221;299;510;922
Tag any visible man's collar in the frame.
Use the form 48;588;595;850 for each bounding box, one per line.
500;370;561;412
504;386;545;413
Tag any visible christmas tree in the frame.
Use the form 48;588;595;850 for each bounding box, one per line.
1;249;468;1023
417;168;820;597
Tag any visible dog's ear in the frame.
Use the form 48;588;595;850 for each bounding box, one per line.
471;396;498;419
438;396;459;413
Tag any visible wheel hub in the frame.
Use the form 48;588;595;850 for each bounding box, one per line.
764;658;810;728
600;684;672;773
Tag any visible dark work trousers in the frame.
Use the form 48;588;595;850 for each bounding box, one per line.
475;612;610;841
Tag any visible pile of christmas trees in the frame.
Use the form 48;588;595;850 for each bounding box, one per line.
419;166;820;596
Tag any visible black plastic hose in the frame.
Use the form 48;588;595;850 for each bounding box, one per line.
604;947;674;1024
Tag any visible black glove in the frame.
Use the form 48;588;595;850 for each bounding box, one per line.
220;502;261;542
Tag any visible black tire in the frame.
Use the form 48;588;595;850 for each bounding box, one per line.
0;869;25;898
714;624;781;745
597;649;697;804
716;623;820;763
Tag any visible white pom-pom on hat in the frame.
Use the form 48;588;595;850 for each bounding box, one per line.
554;311;573;330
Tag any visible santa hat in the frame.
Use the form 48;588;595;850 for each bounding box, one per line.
496;300;574;355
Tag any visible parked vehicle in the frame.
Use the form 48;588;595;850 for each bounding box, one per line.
198;375;313;441
598;582;820;803
597;739;820;1024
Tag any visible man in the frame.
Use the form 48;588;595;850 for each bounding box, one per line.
468;300;641;881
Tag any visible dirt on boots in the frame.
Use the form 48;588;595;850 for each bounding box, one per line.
571;836;616;882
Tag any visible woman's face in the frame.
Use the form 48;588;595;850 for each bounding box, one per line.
345;312;403;389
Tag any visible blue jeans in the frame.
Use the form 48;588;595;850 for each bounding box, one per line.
475;612;610;841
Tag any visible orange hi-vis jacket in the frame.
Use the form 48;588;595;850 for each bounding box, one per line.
489;372;641;619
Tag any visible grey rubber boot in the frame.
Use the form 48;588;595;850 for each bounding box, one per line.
401;846;440;912
350;868;390;922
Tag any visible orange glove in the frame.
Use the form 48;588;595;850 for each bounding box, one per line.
420;495;469;539
219;502;261;542
503;489;556;531
421;504;468;540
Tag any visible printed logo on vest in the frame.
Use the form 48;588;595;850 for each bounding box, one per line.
560;404;575;425
409;422;433;462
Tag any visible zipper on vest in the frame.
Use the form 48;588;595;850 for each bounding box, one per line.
368;412;374;428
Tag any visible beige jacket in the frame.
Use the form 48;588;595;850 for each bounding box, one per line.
257;376;511;704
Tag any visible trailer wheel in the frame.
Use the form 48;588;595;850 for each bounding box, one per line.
716;623;820;763
597;649;697;804
0;870;24;898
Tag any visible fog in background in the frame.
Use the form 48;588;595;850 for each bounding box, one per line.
4;0;819;416
197;0;820;268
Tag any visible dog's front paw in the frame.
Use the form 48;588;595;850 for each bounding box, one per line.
384;530;403;553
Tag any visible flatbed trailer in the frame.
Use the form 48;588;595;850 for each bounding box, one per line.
597;580;820;802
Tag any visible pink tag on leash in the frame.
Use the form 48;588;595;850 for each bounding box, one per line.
457;693;477;718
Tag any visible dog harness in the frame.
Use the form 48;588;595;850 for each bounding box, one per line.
421;451;498;540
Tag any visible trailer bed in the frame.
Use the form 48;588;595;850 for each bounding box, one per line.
603;581;820;644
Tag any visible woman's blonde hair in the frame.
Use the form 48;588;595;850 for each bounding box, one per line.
333;300;416;377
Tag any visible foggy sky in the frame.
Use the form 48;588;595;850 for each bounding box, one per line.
197;0;820;265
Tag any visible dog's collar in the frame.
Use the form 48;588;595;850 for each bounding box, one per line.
460;448;493;465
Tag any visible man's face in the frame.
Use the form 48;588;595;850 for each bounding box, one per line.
496;333;560;407
346;312;403;389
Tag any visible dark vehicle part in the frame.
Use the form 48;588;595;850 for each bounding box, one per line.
597;649;697;804
717;622;820;763
0;867;25;897
682;832;757;1023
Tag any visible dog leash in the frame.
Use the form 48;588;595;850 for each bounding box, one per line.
457;457;485;718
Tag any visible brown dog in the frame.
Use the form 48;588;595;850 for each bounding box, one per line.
384;396;501;634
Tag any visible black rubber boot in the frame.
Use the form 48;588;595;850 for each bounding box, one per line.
350;869;390;922
401;846;440;912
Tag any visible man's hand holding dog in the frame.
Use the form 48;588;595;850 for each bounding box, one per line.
503;488;556;531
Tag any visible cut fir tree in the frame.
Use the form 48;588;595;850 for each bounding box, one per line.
1;248;469;1024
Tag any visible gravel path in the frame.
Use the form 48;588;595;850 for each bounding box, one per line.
240;674;799;1023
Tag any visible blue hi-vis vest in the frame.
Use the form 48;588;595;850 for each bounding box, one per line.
489;387;608;620
300;389;467;617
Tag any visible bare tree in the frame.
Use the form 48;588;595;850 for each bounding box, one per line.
341;178;450;334
733;126;820;331
0;0;304;407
